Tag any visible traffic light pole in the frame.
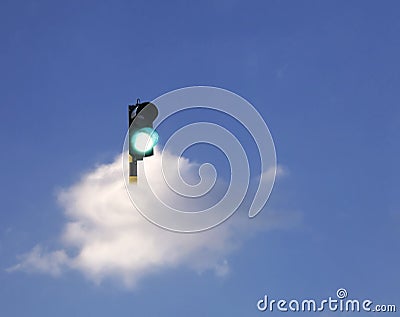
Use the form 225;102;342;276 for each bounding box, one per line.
129;154;138;183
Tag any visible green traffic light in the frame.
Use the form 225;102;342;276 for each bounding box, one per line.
131;127;159;155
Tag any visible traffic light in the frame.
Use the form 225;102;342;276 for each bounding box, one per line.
128;99;159;182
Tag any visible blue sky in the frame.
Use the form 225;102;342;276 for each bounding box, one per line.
0;0;399;316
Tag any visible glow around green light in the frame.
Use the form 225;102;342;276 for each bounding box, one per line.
131;127;159;154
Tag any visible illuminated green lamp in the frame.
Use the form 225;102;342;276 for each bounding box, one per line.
130;127;159;155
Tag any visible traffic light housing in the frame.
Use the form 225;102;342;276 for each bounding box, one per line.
128;100;159;182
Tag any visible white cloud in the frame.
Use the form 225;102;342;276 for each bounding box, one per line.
7;245;68;277
9;150;299;287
